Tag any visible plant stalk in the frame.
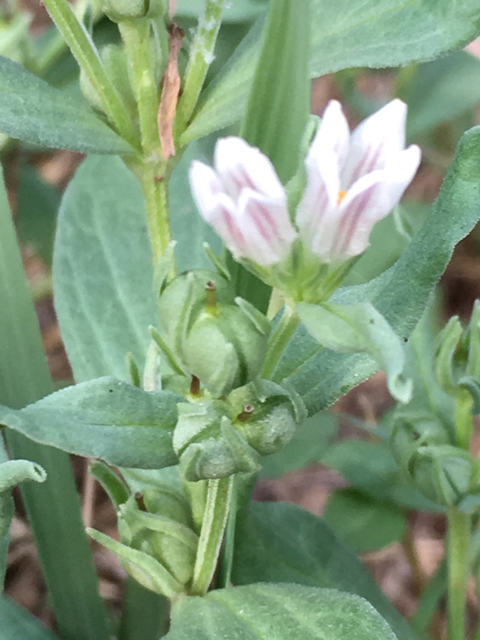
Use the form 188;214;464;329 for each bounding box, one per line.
262;301;300;379
41;0;139;148
447;507;471;640
174;0;225;136
119;19;162;160
141;168;173;262
191;476;233;596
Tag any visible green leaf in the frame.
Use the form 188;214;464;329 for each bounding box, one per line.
0;377;180;469
275;125;480;416
297;301;412;404
323;489;407;553
309;0;480;77
407;51;480;139
16;164;60;266
166;583;397;640
183;1;480;144
233;502;414;640
260;411;338;478
0;56;133;155
0;596;58;639
53;156;157;382
0;164;111;639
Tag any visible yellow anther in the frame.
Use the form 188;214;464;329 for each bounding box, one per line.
337;190;348;205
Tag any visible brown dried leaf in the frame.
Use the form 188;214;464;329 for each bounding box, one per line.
158;24;184;160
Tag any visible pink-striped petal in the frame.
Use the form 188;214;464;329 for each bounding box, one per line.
331;144;421;261
340;99;408;188
297;148;341;256
214;137;285;202
236;189;297;266
203;192;251;260
189;160;225;223
308;100;350;169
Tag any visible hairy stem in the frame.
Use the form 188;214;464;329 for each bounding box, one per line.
141;169;172;262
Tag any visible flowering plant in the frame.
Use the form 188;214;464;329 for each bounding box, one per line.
1;1;480;639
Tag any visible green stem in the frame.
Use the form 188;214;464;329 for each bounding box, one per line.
41;0;139;148
119;19;161;159
141;168;173;262
410;558;447;635
191;476;233;596
455;388;474;450
262;302;300;379
447;507;471;640
175;0;225;135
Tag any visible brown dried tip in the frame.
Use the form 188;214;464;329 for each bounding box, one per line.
237;404;255;422
206;280;217;308
190;375;201;397
135;492;147;511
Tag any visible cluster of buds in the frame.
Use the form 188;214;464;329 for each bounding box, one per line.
189;100;421;303
390;301;480;509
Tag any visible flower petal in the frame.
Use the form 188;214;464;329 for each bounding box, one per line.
202;191;251;260
308;100;350;168
214;136;286;202
341;99;408;187
331;144;421;261
189;160;225;223
297;147;341;258
236;189;297;266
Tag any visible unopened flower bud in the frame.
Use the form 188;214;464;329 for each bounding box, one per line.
435;301;480;410
189;137;297;267
98;0;166;22
158;270;270;397
173;401;260;481
119;494;198;586
411;445;476;507
227;379;306;456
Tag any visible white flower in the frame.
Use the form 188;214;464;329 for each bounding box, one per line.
189;137;297;267
297;99;421;263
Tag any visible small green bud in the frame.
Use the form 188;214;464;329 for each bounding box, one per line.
119;495;198;586
228;379;306;455
157;270;270;396
98;0;166;22
173;401;260;481
435;301;480;410
390;412;451;473
410;445;476;507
